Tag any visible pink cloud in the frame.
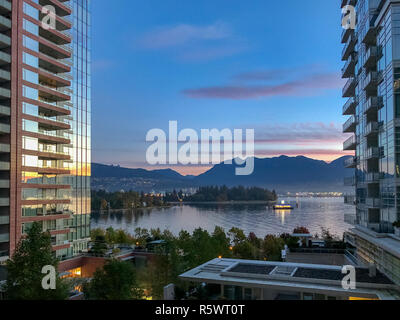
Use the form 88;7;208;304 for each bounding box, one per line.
182;73;344;100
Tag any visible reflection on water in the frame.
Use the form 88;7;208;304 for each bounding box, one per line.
91;197;355;238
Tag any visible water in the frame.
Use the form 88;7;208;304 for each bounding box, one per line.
91;197;355;238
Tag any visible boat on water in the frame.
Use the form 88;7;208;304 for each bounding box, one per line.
273;200;295;210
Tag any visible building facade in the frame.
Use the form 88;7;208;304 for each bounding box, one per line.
342;0;400;284
0;0;91;263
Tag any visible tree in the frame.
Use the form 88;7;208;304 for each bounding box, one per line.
293;226;310;234
91;235;108;257
83;259;143;300
5;222;69;300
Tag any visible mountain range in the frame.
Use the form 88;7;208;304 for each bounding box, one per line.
91;155;354;193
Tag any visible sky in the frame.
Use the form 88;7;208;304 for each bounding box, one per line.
91;0;353;176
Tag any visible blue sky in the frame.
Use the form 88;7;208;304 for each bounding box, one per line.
91;0;352;175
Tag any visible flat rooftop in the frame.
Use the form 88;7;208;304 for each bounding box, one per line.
179;258;400;300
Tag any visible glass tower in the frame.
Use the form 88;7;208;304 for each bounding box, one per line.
0;0;91;263
342;0;400;284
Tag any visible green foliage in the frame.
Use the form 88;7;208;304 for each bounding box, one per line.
91;190;166;210
5;222;69;300
83;259;143;300
91;235;108;257
166;186;277;202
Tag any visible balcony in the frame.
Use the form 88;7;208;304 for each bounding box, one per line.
344;156;358;168
366;198;381;208
362;22;377;45
0;179;9;188
39;0;72;17
364;96;383;114
343;135;357;150
0;215;9;224
363;71;380;91
342;32;357;61
0;232;9;243
343;115;358;133
344;214;357;225
0;197;9;206
0;0;11;14
0;143;10;153
342;53;356;78
365;172;381;184
342;77;356;97
363;46;380;68
343;97;358;115
341;0;357;8
364;121;380;137
0;122;9;134
344;176;356;186
365;147;380;160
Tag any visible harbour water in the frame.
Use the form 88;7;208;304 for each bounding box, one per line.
91;197;355;238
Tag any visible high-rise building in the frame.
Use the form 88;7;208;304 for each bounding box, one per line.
341;0;400;284
0;0;91;264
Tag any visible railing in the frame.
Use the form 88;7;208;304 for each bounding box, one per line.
0;215;9;224
365;172;381;183
342;53;356;76
0;233;9;243
344;176;356;186
364;46;379;66
344;195;356;205
343;97;357;114
344;214;357;225
366;198;381;207
343;135;357;150
342;32;357;59
343;77;355;96
365;96;383;113
344;156;357;167
363;71;380;90
365;121;380;136
366;147;380;159
343;115;357;132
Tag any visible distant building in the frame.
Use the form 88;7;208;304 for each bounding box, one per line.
341;0;400;284
179;258;400;300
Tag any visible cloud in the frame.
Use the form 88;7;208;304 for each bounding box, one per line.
92;59;115;72
182;72;344;100
137;22;248;62
139;22;232;49
254;122;348;145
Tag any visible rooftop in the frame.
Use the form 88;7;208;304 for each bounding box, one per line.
179;258;400;300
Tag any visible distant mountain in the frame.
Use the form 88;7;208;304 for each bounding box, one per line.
194;156;353;192
91;163;193;192
91;155;354;193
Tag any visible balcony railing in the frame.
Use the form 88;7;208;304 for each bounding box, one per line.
364;121;380;137
344;156;358;168
365;172;381;183
365;147;381;159
343;115;358;133
342;53;356;78
342;32;357;61
343;96;358;115
344;176;356;186
363;46;380;68
363;71;380;91
0;233;9;243
343;77;356;97
344;214;357;225
364;96;383;114
343;135;357;150
0;215;9;224
366;198;381;208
